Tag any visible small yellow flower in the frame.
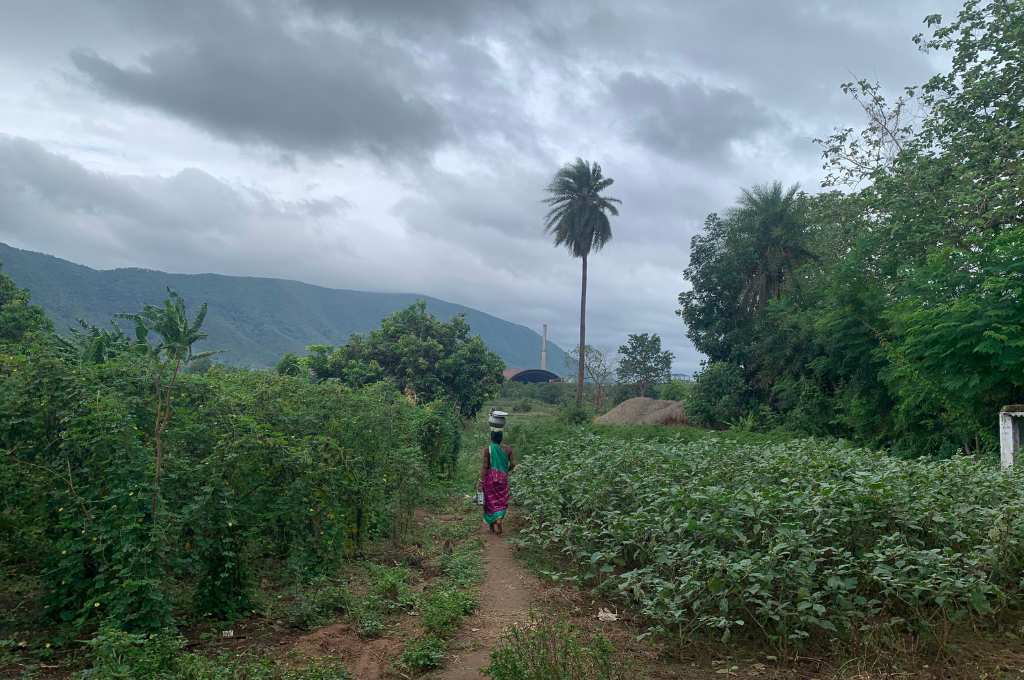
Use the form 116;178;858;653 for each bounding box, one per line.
94;602;101;608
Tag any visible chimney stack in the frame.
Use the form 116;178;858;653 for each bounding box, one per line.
541;324;548;370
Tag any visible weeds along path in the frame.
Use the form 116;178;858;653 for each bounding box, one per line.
430;528;543;679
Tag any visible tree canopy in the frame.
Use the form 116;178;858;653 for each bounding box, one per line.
297;301;504;417
678;0;1024;456
616;333;673;398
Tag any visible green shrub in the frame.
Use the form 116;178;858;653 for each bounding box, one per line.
514;432;1024;650
366;564;416;611
80;627;184;679
415;400;461;474
400;635;446;671
421;587;477;637
284;578;352;630
685;361;751;428
484;619;627;680
559;404;592;426
656;379;692;402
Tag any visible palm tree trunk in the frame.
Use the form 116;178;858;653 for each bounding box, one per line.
576;254;587;408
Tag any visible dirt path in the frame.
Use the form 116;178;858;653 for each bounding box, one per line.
429;528;543;680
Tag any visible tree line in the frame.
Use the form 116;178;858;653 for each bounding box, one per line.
680;0;1023;455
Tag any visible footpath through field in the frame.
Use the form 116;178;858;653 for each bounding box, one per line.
428;528;542;679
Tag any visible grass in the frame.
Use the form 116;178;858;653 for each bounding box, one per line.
484;618;631;680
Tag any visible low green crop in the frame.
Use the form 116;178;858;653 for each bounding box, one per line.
484;619;627;680
514;432;1024;651
400;635;447;671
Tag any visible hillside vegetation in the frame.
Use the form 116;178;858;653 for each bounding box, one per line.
0;242;567;371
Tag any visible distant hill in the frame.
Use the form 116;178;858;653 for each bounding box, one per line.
0;243;568;372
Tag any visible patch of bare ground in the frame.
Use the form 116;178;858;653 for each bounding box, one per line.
292;624;403;680
428;527;544;680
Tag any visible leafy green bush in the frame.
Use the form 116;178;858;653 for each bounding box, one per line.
559;404;592;426
421;586;477;637
0;288;460;634
366;564;416;612
484;619;627;680
685;361;751;428
400;635;446;671
79;627;184;679
414;400;462;474
515;432;1024;650
284;578;352;630
79;628;352;679
656;379;692;402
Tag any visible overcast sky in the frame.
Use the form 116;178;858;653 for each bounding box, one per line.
0;0;959;372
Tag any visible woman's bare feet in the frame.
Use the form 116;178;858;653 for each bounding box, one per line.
495;520;503;535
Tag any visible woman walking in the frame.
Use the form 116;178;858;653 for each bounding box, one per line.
479;414;515;535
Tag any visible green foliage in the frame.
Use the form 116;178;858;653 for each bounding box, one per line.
542;159;620;260
301;302;504;417
678;3;1024;456
514;431;1024;650
544;158;621;407
616;333;672;397
0;242;571;372
685;362;751;428
0;266;52;344
366;564;416;609
559;404;592;426
80;627;184;679
79;627;351;679
283;577;352;630
421;586;477;637
0;288;461;637
484;619;627;680
414;401;462;474
656;379;692;402
400;635;447;672
275;352;303;377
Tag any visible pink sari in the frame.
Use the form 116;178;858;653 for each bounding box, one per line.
483;443;509;525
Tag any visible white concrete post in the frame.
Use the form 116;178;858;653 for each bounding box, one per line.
999;407;1024;470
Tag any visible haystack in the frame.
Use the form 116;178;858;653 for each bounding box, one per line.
594;397;688;426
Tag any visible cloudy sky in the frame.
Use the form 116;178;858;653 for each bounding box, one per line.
0;0;959;372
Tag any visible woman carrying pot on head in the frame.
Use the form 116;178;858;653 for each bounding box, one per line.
479;411;515;535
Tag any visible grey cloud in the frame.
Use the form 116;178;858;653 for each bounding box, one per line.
607;73;785;164
301;0;537;37
0;136;353;270
70;30;450;160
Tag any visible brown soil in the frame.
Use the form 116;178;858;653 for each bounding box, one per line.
428;527;544;680
595;397;687;426
293;624;403;680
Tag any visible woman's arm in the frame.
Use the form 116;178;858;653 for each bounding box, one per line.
507;446;516;472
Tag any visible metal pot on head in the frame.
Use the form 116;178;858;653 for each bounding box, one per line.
488;410;508;430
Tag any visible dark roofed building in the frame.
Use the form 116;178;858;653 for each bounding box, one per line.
503;368;561;384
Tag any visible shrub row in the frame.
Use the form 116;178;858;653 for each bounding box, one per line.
1;341;459;635
514;432;1024;650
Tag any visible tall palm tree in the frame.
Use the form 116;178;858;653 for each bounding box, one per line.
543;158;621;407
731;182;814;313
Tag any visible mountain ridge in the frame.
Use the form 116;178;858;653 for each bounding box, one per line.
0;242;568;372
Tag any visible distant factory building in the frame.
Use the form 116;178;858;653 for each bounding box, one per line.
502;323;562;383
502;368;561;383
